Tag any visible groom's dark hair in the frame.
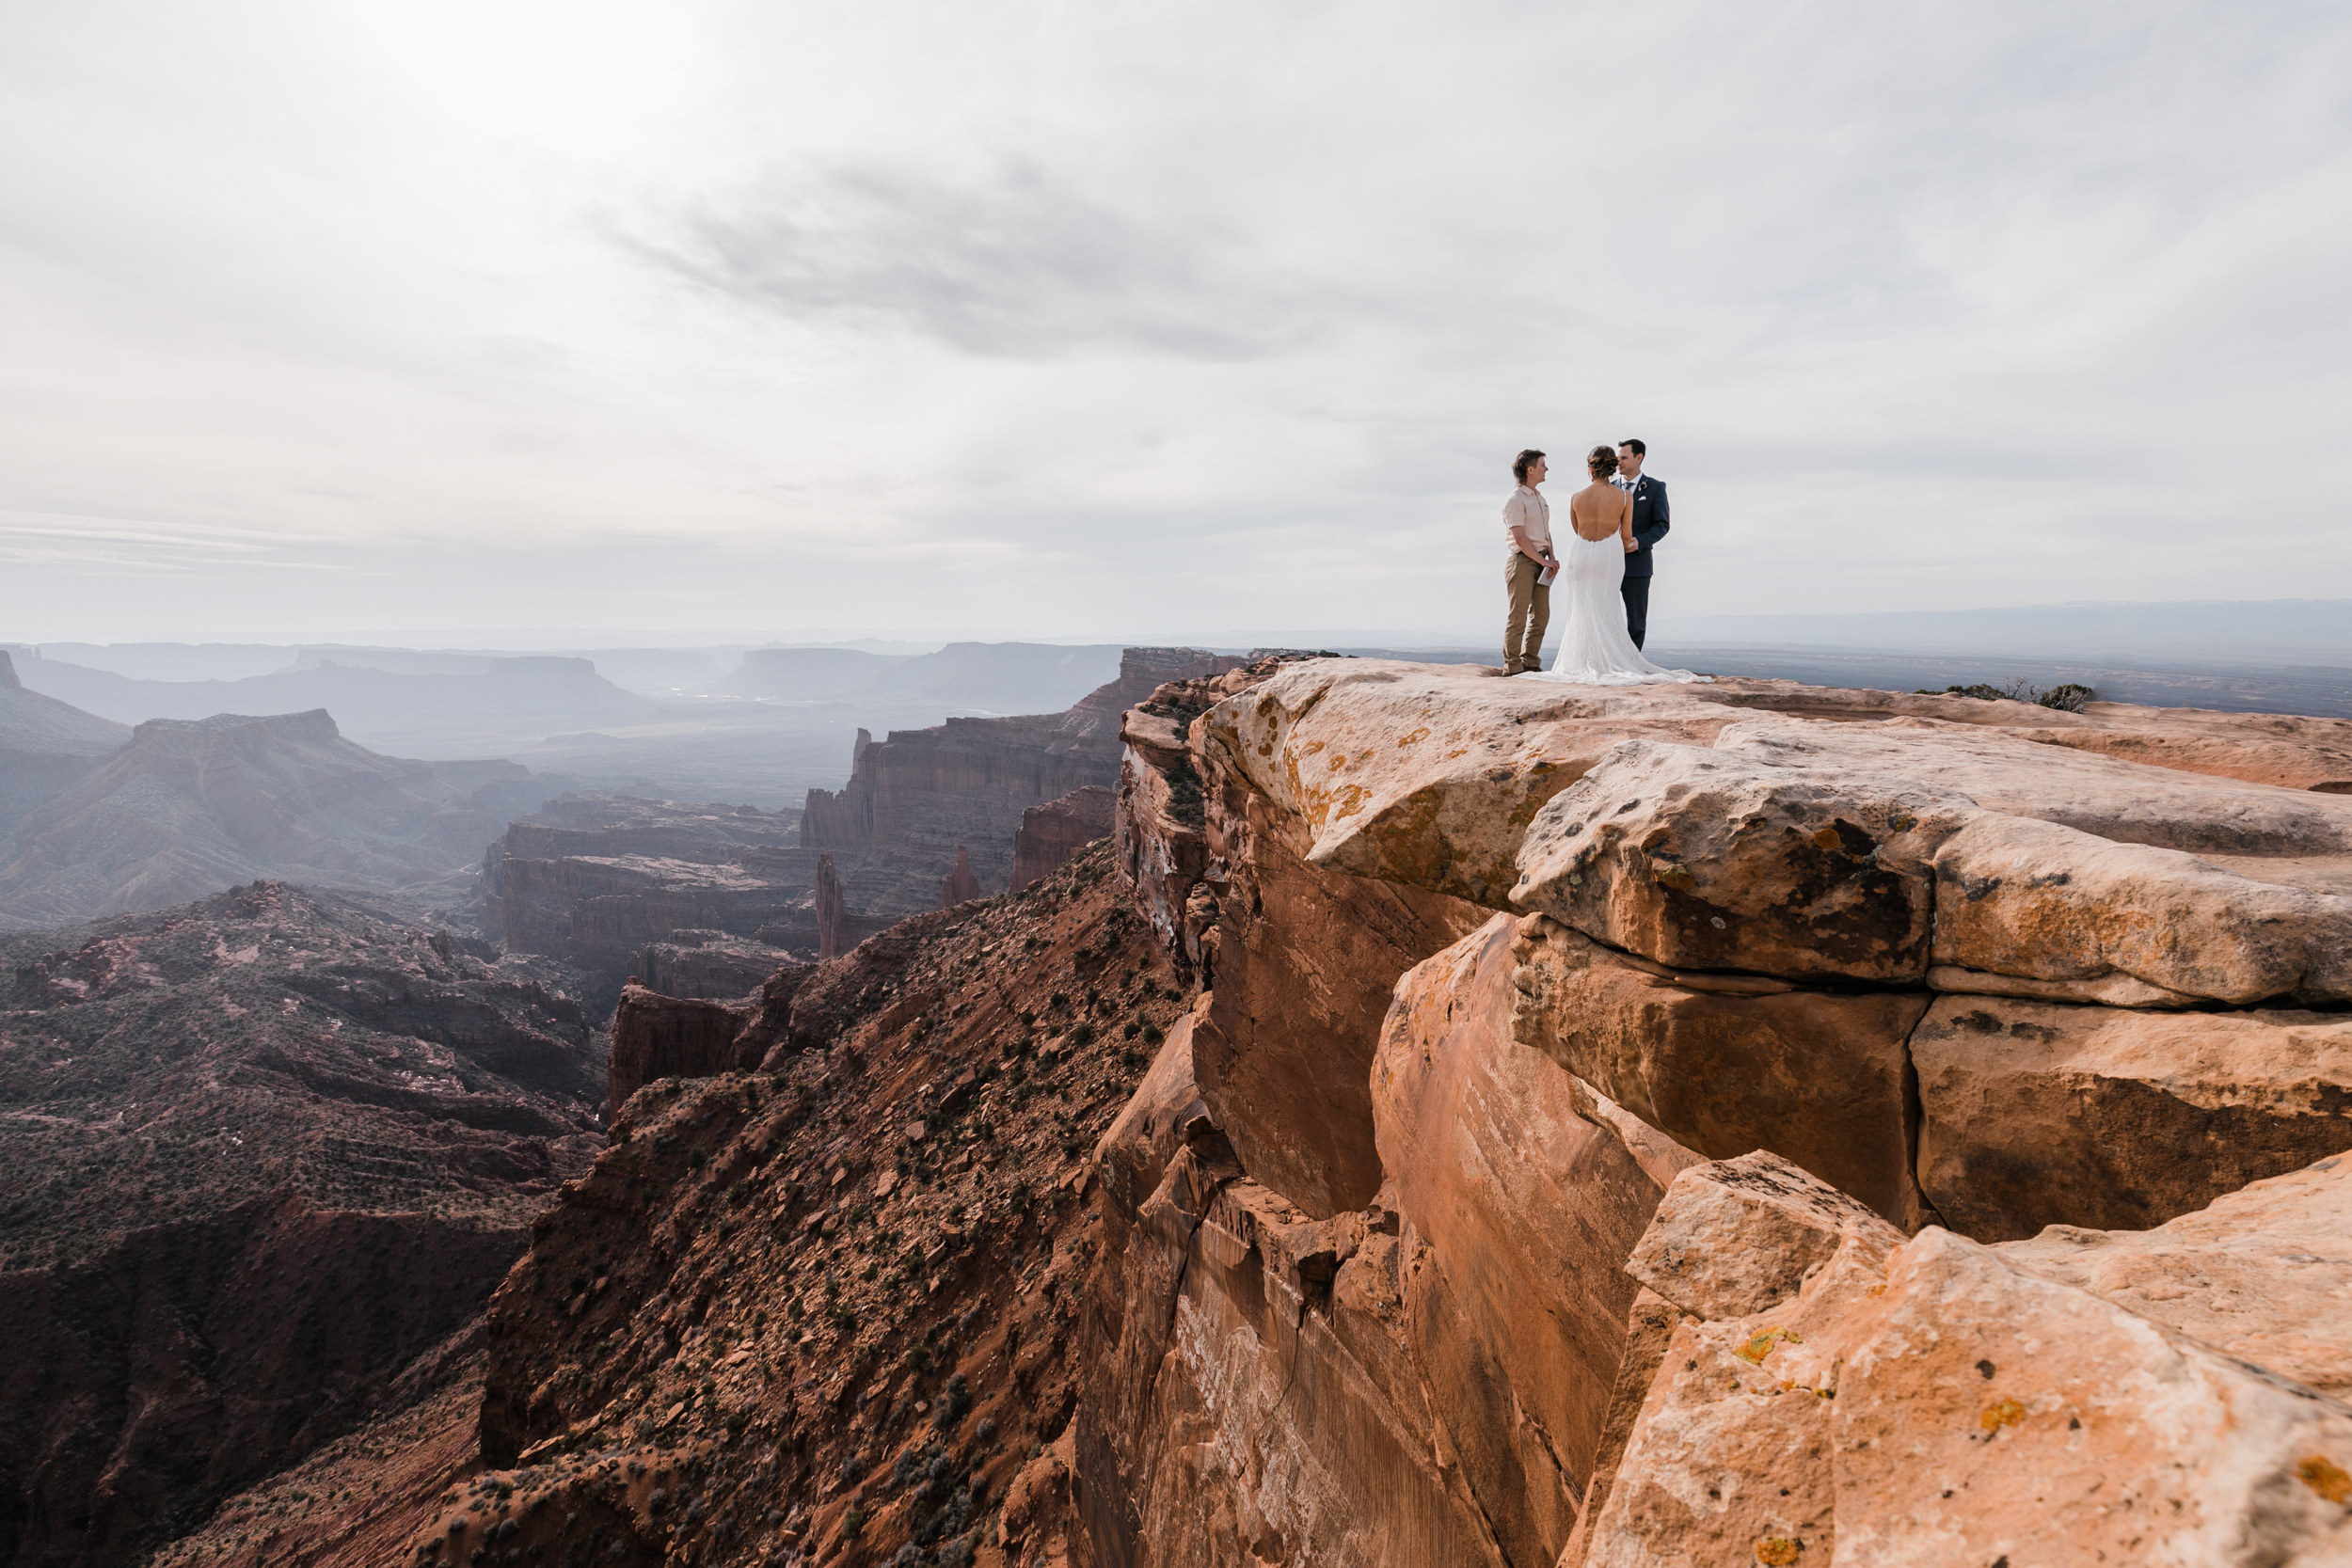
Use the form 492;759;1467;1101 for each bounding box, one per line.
1512;450;1545;483
1619;437;1646;456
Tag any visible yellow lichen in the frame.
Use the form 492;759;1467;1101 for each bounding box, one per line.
1979;1398;2026;1433
1755;1539;1801;1565
1810;827;1842;850
2297;1455;2352;1505
1397;727;1430;747
1736;1327;1801;1364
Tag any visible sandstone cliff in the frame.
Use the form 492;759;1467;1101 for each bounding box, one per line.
486;793;808;1005
1081;657;2352;1568
801;648;1248;918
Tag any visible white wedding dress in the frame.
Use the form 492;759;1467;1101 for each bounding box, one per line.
1520;530;1708;686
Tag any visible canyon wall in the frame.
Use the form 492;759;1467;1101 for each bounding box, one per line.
1084;657;2352;1567
491;650;1241;1000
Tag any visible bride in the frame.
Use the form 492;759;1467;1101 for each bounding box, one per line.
1520;445;1708;686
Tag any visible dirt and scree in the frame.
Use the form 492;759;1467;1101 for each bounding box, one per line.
159;838;1179;1568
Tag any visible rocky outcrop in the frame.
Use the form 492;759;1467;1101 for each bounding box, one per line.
625;927;802;1001
1084;657;2352;1567
942;845;983;906
487;793;808;1003
0;709;552;927
1011;786;1116;892
1574;1153;2352;1566
607;983;762;1117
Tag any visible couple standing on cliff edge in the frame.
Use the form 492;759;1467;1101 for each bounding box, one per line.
1502;438;1707;687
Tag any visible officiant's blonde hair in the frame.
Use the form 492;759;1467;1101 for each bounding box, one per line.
1586;446;1619;479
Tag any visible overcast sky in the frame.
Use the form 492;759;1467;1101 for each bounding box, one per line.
2;1;2347;644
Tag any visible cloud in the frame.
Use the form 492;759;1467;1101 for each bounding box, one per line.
644;159;1323;360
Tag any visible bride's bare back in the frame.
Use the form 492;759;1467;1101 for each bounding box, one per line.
1567;481;1634;546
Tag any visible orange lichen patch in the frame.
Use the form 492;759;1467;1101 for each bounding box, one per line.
1329;784;1374;822
1811;827;1843;851
1328;754;1350;770
1736;1327;1802;1365
1979;1398;2026;1433
2298;1455;2352;1505
1397;727;1431;747
1299;740;1327;756
1755;1539;1802;1566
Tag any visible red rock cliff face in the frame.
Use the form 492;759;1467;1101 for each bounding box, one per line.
1080;658;2352;1568
1009;786;1115;893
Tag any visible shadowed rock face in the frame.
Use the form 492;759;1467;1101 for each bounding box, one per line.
0;1196;519;1568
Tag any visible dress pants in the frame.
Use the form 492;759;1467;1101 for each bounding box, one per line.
1621;574;1651;650
1504;554;1550;674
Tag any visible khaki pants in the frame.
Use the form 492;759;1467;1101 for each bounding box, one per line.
1503;553;1551;674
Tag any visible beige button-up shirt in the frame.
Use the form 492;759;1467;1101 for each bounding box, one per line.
1504;485;1551;558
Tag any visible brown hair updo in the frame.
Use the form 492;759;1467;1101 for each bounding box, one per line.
1586;445;1619;480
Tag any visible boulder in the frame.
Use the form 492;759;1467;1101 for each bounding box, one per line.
1930;813;2352;1004
1513;741;1975;984
1510;915;1931;1228
1578;1154;2352;1567
2000;1153;2352;1398
1914;996;2352;1239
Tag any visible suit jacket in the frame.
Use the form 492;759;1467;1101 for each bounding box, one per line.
1622;475;1669;579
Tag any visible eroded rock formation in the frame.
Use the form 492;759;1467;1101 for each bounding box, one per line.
1084;658;2352;1567
1010;787;1116;893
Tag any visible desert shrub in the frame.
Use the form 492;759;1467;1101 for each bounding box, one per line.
2039;682;2096;711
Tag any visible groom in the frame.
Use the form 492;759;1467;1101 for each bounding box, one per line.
1614;438;1670;647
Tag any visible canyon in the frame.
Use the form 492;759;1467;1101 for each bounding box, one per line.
491;649;1247;1003
0;879;606;1567
11;651;2352;1567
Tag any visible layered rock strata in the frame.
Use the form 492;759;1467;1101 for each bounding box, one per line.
1010;786;1117;893
1086;658;2352;1567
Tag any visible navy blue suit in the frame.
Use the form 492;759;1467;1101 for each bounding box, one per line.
1618;474;1669;648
